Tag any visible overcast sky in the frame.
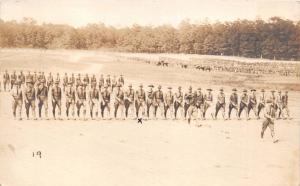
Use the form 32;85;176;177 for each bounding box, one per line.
1;0;299;27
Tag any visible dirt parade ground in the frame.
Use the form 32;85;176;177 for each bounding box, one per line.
0;49;299;186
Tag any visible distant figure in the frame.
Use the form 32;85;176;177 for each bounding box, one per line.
261;100;278;143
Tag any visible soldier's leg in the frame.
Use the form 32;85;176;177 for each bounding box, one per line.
17;100;22;120
129;103;135;119
66;101;70;117
135;102;139;118
238;103;245;118
89;101;94;118
94;101;99;118
221;104;225;119
164;105;169;119
43;100;48;118
76;102;81;117
52;101;57;118
174;102;179;119
184;103;189;119
120;104;125;119
215;103;220;119
257;103;263;118
82;101;86;119
25;101;30;119
268;122;275;138
12;100;17;119
114;103;119;118
277;105;282;119
31;100;36;119
101;103;105;118
71;101;75;118
261;119;269;138
159;103;164;118
169;104;174;119
124;100;129;118
38;101;43;118
228;104;233;119
106;103;111;119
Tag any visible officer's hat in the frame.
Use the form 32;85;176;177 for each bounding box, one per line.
197;88;201;90
261;89;265;92
207;88;212;91
148;84;154;88
139;84;143;88
158;85;162;89
189;86;193;90
251;89;256;92
219;88;224;91
232;88;237;91
168;87;172;89
243;89;247;92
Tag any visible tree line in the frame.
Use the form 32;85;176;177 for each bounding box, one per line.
0;17;299;60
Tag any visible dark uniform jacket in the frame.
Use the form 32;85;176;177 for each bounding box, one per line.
52;87;62;101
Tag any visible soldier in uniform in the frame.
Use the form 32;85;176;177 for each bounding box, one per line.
238;89;249;120
184;86;193;119
174;86;183;120
99;74;105;90
281;91;290;119
124;84;135;119
24;79;36;120
65;82;76;120
275;91;283;119
146;85;155;119
195;88;204;120
153;85;164;119
228;88;238;119
10;71;17;90
248;89;258;119
76;74;82;89
83;73;90;90
3;70;10;91
106;75;111;89
51;80;62;119
111;75;118;92
101;84;111;119
214;88;226;120
90;74;97;88
89;82;100;119
76;83;87;120
63;73;68;91
18;70;25;88
54;73;60;85
261;99;278;143
70;73;75;87
164;87;174;119
135;84;146;119
118;75;124;86
36;79;48;119
187;90;197;124
32;71;38;86
203;88;213;120
257;89;266;119
114;84;125;120
47;72;53;90
11;81;23;120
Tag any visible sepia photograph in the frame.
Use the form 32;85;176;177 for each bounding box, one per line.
0;0;299;186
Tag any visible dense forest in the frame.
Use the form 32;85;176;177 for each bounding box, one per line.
0;17;299;60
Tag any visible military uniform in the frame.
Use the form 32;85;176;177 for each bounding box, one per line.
203;89;213;119
111;76;117;91
228;89;238;119
195;89;204;119
24;82;36;119
275;91;283;119
76;75;82;89
90;75;97;88
99;75;105;90
63;74;68;91
146;85;155;119
257;90;266;118
174;87;183;119
10;72;17;90
69;75;75;87
101;86;111;119
248;89;258;119
261;101;277;142
83;75;89;89
51;83;62;119
76;85;87;119
135;85;146;118
114;86;125;119
153;86;164;119
124;85;135;119
238;90;249;119
65;83;76;119
164;87;174;119
215;89;226;120
36;82;48;119
3;71;10;91
281;92;290;119
18;72;25;87
11;81;23;120
47;73;54;90
184;89;193;119
118;75;124;86
187;91;197;124
89;85;100;119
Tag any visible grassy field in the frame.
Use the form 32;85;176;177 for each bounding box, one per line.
0;49;299;186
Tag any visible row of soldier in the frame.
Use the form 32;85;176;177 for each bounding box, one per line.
7;71;290;122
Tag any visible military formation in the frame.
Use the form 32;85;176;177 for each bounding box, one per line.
1;70;290;127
